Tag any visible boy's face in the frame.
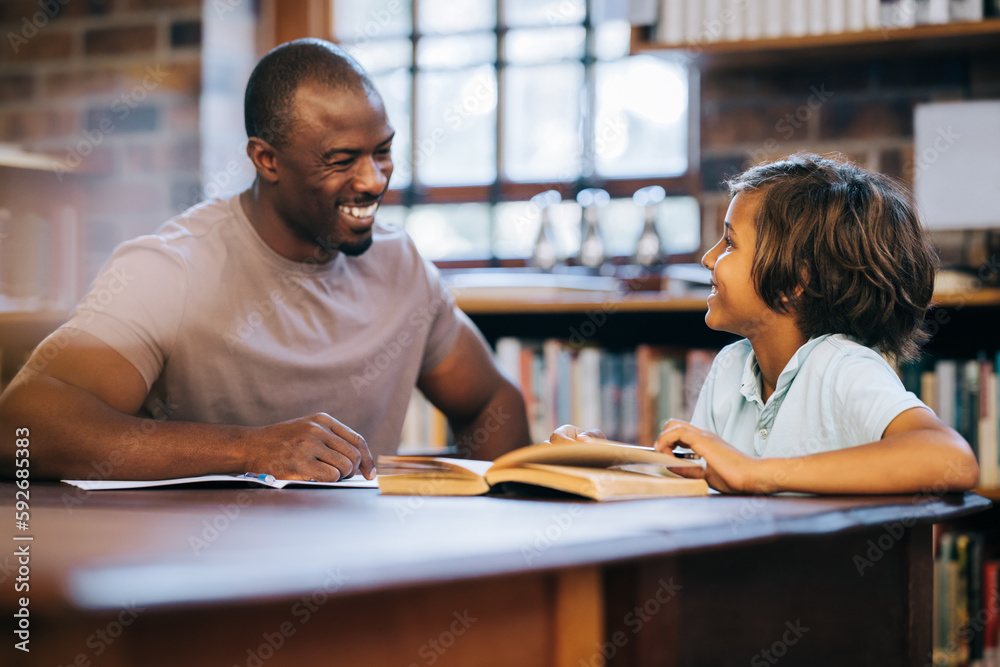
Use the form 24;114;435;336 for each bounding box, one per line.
701;192;782;340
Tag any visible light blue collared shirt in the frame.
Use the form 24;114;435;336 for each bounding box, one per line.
690;334;926;458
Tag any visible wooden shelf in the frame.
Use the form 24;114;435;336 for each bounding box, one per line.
456;290;710;314
933;288;1000;308
632;18;1000;68
0;310;69;325
455;286;1000;315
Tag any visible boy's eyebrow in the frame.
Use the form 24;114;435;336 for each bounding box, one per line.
724;221;736;237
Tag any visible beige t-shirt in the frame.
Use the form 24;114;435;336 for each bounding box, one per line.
62;195;463;457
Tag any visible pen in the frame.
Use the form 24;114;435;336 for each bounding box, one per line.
243;472;276;484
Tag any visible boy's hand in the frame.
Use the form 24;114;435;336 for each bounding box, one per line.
655;419;769;494
545;424;606;445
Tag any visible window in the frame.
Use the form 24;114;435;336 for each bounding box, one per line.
332;0;698;263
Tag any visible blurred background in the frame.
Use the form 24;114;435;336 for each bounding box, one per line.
1;0;999;380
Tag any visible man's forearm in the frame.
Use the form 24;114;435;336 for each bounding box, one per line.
451;378;531;461
0;375;251;480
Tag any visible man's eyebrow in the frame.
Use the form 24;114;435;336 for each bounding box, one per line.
320;133;395;162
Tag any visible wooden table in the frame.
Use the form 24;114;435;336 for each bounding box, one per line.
0;483;989;667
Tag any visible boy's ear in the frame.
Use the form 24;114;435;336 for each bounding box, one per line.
246;137;280;184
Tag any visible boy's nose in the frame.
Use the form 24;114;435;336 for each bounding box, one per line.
701;243;718;271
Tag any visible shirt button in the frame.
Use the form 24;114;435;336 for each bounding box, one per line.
758;428;769;439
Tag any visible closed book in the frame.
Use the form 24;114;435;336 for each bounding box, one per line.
969;534;985;662
377;439;709;500
620;352;639;446
576;346;603;431
828;0;848;30
685;0;704;43
659;0;687;44
937;359;958;429
724;0;746;40
847;0;867;29
685;349;718;419
495;337;522;389
543;338;562;436
961;360;981;457
744;0;765;37
788;0;810;34
983;561;999;667
865;0;881;26
764;0;787;36
703;0;725;41
636;344;659;446
977;361;998;488
809;0;828;33
922;370;939;414
950;0;984;21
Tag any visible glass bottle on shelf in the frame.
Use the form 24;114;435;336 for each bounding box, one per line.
632;185;666;268
577;188;609;270
530;189;560;271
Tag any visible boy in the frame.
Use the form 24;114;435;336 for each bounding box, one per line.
554;154;979;494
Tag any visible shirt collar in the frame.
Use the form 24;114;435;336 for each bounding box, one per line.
739;334;833;407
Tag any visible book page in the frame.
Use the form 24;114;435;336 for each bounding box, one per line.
62;475;379;490
489;439;704;471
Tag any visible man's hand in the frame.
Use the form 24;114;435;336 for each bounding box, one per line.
244;412;376;481
655;419;768;494
545;424;606;445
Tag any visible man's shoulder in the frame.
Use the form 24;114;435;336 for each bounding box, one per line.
155;197;238;245
109;197;238;263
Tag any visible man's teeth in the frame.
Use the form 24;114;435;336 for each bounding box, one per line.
339;203;378;218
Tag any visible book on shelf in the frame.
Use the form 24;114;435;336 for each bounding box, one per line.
651;0;992;48
901;350;1000;489
376;438;710;501
488;337;718;449
399;389;450;455
933;528;999;667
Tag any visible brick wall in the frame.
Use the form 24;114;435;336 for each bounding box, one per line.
696;46;1000;266
0;0;204;281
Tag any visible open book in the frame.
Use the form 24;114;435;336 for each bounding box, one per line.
376;439;709;501
62;474;379;491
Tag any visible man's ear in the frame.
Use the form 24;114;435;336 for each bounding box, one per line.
246;137;279;184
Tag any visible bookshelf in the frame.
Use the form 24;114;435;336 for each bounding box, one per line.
630;17;1000;67
454;285;1000;488
0;146;86;388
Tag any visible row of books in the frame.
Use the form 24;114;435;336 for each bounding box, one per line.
934;529;999;667
654;0;994;45
900;353;1000;488
399;339;720;452
494;338;718;447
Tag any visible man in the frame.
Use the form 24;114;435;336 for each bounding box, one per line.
0;39;531;482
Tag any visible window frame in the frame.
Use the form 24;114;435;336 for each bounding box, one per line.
261;0;703;267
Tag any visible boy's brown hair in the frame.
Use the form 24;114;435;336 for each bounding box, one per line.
726;153;938;362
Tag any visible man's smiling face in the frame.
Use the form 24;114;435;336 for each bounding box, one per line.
269;80;395;258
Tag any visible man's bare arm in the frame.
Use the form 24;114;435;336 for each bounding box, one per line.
0;330;374;481
418;320;532;461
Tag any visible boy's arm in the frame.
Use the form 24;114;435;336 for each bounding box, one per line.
0;330;374;481
656;408;980;494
